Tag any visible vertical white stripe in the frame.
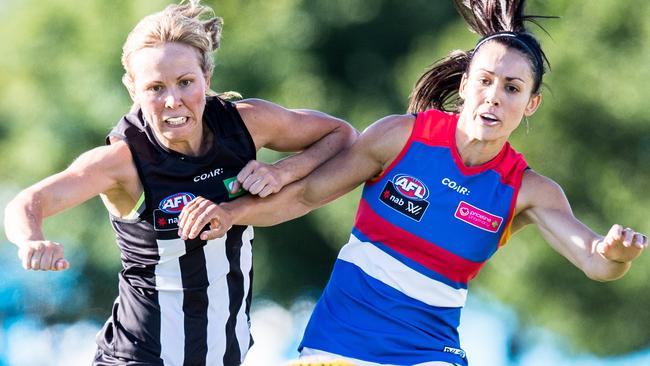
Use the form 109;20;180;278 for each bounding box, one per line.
204;233;230;366
235;226;254;362
155;238;187;366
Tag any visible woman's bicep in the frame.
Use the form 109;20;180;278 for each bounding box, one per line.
236;99;352;151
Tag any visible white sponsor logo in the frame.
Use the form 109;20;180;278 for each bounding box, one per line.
443;346;466;358
406;201;423;215
441;177;470;196
193;168;224;182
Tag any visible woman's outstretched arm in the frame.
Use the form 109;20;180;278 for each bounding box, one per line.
4;142;137;271
513;169;647;281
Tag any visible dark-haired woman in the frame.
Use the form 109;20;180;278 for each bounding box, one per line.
177;0;647;365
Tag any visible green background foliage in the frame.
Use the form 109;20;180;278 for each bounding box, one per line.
1;0;649;356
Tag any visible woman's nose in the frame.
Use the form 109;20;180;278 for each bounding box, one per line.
484;85;500;106
164;91;182;109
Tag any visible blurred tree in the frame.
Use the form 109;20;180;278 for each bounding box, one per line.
1;0;649;357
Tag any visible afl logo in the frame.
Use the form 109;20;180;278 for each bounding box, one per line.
159;192;196;213
393;174;429;200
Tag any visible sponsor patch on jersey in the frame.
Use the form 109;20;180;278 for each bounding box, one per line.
454;201;503;233
393;174;429;200
158;192;196;214
442;346;466;359
379;175;430;221
223;177;246;198
153;209;180;231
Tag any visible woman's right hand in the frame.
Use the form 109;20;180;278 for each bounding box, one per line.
18;240;69;271
596;224;647;264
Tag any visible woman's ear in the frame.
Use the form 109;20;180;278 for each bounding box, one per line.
205;73;212;89
122;74;137;101
525;93;542;117
458;73;468;100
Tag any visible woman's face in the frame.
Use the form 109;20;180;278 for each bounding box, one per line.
458;41;541;144
128;42;210;153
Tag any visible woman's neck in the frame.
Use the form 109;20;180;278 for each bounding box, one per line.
455;120;507;167
166;123;213;157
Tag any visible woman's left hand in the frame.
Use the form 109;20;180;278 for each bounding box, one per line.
596;224;648;264
230;160;284;198
178;196;233;240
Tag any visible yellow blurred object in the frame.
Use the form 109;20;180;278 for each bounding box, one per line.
284;359;357;366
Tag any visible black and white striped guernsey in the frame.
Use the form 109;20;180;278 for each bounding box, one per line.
96;96;256;366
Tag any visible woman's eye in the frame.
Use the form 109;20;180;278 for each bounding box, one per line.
148;85;163;93
506;85;519;93
180;79;192;87
478;78;490;85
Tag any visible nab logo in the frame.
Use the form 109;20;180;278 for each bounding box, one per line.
393;174;429;200
159;192;196;214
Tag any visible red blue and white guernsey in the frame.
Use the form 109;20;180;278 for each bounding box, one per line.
299;109;528;366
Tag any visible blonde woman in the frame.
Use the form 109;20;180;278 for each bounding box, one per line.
3;1;355;365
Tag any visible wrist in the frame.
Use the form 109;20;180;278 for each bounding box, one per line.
221;200;245;225
274;160;300;186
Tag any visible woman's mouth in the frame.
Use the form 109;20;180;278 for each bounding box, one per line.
165;116;188;126
479;113;499;125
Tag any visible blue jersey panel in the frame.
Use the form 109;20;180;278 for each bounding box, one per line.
363;142;515;262
300;260;467;366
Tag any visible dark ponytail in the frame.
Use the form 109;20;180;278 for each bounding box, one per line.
407;0;554;113
407;50;470;113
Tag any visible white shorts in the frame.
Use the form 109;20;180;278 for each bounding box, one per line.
298;347;459;366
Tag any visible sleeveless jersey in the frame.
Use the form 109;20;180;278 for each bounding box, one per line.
96;96;256;366
299;109;528;366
